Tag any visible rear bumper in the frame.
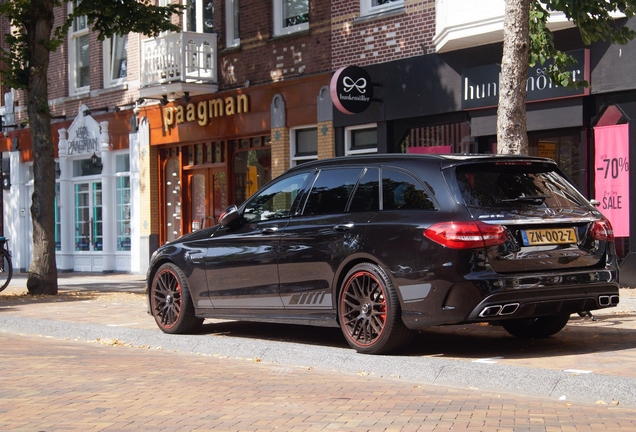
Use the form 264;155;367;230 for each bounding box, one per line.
400;267;619;330
465;283;619;321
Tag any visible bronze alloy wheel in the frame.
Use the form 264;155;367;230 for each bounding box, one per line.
340;269;388;348
339;263;413;354
150;263;203;334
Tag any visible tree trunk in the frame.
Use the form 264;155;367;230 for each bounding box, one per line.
497;0;531;155
25;0;58;295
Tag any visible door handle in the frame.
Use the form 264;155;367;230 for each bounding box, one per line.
261;225;279;234
333;222;354;232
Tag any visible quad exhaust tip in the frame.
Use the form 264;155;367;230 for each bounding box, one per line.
479;303;519;318
599;295;619;307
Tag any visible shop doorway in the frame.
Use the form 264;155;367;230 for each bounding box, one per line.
188;168;227;232
73;181;103;270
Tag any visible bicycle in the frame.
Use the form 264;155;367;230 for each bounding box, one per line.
0;236;13;292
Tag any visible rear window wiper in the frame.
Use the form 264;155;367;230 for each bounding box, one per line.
500;195;547;204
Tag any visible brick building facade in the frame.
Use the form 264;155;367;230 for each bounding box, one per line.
0;0;333;274
331;0;435;70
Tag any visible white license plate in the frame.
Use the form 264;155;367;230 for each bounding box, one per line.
521;228;577;246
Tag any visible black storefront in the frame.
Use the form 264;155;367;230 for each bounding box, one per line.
332;20;636;286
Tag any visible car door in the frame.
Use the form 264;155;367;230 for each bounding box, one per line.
204;172;310;309
278;167;374;310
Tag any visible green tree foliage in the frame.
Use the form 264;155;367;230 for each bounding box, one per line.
0;0;182;295
0;0;182;91
498;0;636;155
529;0;636;88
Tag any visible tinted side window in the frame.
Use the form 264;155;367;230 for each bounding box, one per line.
243;173;308;222
349;168;379;212
303;168;363;215
382;169;435;210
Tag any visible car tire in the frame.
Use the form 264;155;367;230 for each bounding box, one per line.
150;263;204;334
338;263;413;354
501;313;570;339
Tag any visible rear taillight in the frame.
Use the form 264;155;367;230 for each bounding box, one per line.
424;221;508;249
590;217;614;242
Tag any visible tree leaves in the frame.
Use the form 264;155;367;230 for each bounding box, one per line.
530;0;636;89
0;0;184;90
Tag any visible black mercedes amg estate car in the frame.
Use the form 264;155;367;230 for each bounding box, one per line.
147;154;619;354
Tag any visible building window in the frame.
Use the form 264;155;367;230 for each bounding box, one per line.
115;154;131;252
291;126;317;166
273;0;309;37
225;0;240;47
103;35;127;88
185;0;215;33
345;125;377;156
360;0;403;16
69;1;90;94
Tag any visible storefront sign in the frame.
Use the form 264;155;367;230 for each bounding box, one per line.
66;108;101;156
461;49;590;110
594;124;630;237
162;94;249;132
330;66;373;114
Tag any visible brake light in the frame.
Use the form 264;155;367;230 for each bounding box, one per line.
590;217;614;242
424;221;508;249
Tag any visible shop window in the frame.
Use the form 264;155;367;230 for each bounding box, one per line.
73;158;102;177
214;142;225;163
233;148;271;205
401;123;471;154
196;144;204;164
291;126;318;166
214;171;227;214
360;0;403;17
116;154;131;251
165;158;182;242
529;130;584;193
273;0;309;36
191;173;206;231
116;176;131;251
225;0;240;48
346;125;377;156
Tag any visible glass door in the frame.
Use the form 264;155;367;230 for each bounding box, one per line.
189;168;227;232
74;182;103;252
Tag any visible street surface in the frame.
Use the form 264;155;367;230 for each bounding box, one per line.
1;273;636;430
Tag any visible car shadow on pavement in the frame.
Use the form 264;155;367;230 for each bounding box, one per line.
400;314;636;359
200;320;351;349
199;313;636;359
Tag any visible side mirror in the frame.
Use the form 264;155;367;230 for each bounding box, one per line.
589;199;601;207
219;205;240;227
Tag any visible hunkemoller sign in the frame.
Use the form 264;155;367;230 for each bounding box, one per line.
461;49;590;110
330;66;374;114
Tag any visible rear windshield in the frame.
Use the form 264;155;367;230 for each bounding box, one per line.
454;162;588;209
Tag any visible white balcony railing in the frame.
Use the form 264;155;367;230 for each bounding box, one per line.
141;31;217;87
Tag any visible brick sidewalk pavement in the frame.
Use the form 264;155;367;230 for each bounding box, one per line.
2;332;636;431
